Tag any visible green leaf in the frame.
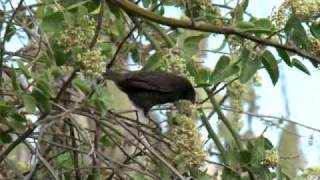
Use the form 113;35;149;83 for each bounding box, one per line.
261;50;279;85
10;67;20;91
239;49;261;83
276;48;292;67
40;12;64;34
0;131;12;144
10;113;27;130
63;11;76;24
158;162;172;180
183;34;206;58
292;58;310;75
254;18;272;29
214;55;230;70
66;0;91;11
195;68;211;85
221;168;240;180
248;137;273;164
32;89;52;113
285;16;310;50
57;153;73;170
22;95;36;113
310;22;320;39
240;0;249;11
240;150;252;164
230;0;249;22
72;78;90;96
100;135;112;146
237;19;273;34
211;55;239;84
76;5;89;19
236;21;255;30
142;52;163;71
133;174;146;180
0;102;15;117
37;79;53;97
17;61;32;79
91;86;111;115
51;40;72;66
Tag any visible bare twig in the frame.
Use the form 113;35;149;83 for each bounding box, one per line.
112;116;186;180
89;0;105;49
36;149;60;180
0;0;25;93
55;69;78;102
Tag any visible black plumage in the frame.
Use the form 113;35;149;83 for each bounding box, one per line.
104;70;195;115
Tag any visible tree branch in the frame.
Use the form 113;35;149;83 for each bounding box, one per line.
111;0;320;65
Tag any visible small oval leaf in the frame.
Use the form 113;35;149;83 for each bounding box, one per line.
22;95;36;113
276;48;292;67
292;58;310;75
239;49;261;83
261;50;279;85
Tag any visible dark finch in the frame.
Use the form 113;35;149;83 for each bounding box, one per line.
104;70;195;115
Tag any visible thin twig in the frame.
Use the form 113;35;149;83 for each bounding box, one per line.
55;69;78;102
112;116;186;180
222;106;320;133
89;0;105;49
0;0;25;94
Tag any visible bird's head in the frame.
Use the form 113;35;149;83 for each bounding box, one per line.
182;86;196;104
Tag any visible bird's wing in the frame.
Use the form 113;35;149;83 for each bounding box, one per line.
124;73;177;92
125;78;173;92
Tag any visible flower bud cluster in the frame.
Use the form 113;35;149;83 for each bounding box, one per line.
272;0;320;28
77;48;106;77
286;0;320;19
226;80;244;124
58;16;95;52
57;16;105;77
192;0;222;24
271;3;290;30
160;48;189;77
261;149;279;168
169;100;206;168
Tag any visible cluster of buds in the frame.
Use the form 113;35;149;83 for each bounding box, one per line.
57;16;106;77
261;149;279;168
169;100;206;168
58;16;95;52
193;0;222;24
77;48;106;77
271;3;290;30
226;80;245;124
272;0;320;27
160;48;190;77
286;0;320;20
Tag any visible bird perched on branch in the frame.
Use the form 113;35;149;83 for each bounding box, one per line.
104;70;195;116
